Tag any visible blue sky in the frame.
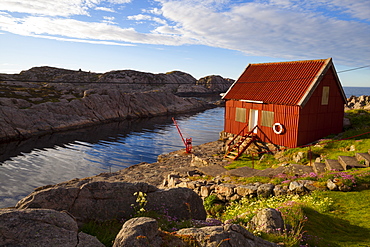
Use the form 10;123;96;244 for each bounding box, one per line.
0;0;369;86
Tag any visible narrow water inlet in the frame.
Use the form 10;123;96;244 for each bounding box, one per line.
0;107;224;208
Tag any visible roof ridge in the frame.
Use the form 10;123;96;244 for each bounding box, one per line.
249;58;329;66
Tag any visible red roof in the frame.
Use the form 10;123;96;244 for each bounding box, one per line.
222;58;343;106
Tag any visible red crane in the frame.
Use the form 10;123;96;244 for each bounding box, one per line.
172;117;192;153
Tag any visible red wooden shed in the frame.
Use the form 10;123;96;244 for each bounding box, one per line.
222;58;347;148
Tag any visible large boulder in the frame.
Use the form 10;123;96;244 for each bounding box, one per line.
16;181;206;224
112;217;278;247
257;183;275;198
113;217;162;247
249;208;284;233
146;187;206;220
177;224;278;247
0;208;104;247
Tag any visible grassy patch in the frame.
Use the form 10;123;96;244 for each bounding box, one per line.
229;175;272;184
203;192;333;246
303;190;370;246
225;153;278;170
203;189;370;246
345;109;370;129
80;219;122;247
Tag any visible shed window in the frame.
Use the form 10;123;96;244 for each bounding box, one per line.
262;111;274;127
235;107;246;123
322;86;330;105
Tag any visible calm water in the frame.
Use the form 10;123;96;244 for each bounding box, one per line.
0;107;225;208
343;87;370;98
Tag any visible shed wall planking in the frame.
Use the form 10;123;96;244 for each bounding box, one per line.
224;100;301;147
297;68;345;146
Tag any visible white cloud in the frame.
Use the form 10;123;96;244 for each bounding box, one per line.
153;25;181;35
143;8;163;15
29;34;135;46
103;16;117;24
106;0;131;3
0;13;195;45
329;0;370;21
0;0;93;16
95;7;116;12
0;0;131;17
155;0;370;65
127;14;167;25
127;14;152;21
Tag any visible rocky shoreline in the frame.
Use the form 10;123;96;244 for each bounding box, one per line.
0;66;233;143
0;89;216;143
2;140;283;247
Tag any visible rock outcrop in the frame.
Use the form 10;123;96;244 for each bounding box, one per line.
176;223;278;247
249;208;284;233
113;217;163;247
0;67;233;143
1;66;233;95
0;208;104;247
0;89;210;142
196;75;235;93
16;181;206;224
112;217;278;247
345;95;370;110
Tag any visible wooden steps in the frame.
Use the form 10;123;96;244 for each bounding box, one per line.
312;162;326;174
325;159;344;171
339;156;367;169
355;153;370;167
321;151;370;172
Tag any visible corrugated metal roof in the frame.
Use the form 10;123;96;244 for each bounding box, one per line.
223;58;333;106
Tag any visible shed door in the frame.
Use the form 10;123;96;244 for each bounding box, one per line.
249;109;258;133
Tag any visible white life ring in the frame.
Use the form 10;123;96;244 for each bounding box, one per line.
273;123;284;134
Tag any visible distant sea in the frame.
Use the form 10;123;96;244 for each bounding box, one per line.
343;87;370;98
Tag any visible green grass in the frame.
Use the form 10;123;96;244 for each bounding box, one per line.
202;189;370;246
225;153;279;170
345;109;370;130
303;190;370;247
80;220;122;247
229;175;272;184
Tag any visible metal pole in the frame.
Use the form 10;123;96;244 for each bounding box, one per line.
172;117;192;153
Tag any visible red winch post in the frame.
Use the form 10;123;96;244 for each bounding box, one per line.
172;117;192;153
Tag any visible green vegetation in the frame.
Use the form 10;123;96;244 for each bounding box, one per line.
345;109;370;130
224;153;279;170
203;189;370;246
80;219;122;247
303;190;370;246
130;191;195;232
204;191;333;247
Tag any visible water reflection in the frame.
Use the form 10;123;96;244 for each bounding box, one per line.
0;107;224;208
